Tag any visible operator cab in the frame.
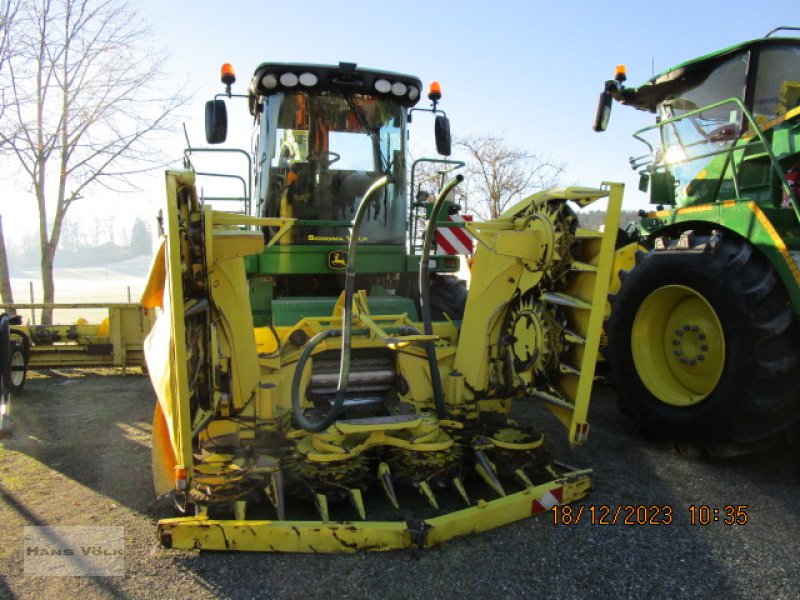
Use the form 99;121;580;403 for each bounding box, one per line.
206;62;449;245
596;34;800;207
257;76;407;244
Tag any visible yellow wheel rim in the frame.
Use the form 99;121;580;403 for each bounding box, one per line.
632;285;725;407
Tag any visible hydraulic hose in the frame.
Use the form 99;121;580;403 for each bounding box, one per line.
291;329;344;432
418;174;464;419
290;175;391;433
290;325;422;432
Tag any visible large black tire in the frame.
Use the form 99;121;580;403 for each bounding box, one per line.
427;274;468;321
606;232;800;445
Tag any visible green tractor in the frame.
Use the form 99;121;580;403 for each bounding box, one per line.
198;61;466;331
596;28;800;451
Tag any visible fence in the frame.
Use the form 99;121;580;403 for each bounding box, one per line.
8;282;143;325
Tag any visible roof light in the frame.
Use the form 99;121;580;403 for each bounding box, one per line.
261;73;278;89
408;86;419;101
391;81;407;96
428;81;442;102
280;72;299;87
220;63;236;86
375;78;392;93
299;72;318;87
615;64;627;82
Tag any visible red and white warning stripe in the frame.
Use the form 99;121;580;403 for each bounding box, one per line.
436;214;473;255
530;486;563;514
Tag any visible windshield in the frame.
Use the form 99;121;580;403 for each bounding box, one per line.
659;53;748;136
256;91;407;245
753;44;800;121
653;54;748;205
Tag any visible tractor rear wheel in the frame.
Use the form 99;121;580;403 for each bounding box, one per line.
427;274;468;321
606;232;800;446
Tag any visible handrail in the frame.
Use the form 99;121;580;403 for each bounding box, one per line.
632;97;800;221
195;171;249;213
184;147;253;215
409;158;465;253
418;174;464;419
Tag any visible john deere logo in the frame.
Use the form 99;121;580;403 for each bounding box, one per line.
328;250;348;270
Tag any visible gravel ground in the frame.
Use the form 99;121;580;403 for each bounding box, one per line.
0;371;798;599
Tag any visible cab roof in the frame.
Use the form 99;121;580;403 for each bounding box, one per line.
621;37;800;112
247;62;423;115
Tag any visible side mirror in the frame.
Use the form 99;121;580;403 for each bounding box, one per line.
593;90;613;132
205;99;228;144
435;115;452;156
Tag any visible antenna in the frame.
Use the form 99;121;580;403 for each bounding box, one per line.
182;123;193;169
765;26;800;37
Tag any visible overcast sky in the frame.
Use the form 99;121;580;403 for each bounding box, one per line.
2;0;793;245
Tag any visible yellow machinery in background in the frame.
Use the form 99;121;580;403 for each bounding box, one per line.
142;170;623;552
0;303;153;394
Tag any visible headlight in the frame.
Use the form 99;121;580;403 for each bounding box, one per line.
299;72;318;87
375;79;392;93
279;72;299;87
261;74;278;89
391;81;407;96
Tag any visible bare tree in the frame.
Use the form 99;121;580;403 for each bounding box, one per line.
0;1;19;311
0;0;186;323
457;135;566;219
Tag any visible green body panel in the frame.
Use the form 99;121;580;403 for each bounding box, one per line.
248;278;273;327
245;244;459;275
641;201;800;312
243;244;459;326
272;295;419;326
246;245;405;275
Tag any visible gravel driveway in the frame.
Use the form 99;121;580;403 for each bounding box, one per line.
0;372;798;599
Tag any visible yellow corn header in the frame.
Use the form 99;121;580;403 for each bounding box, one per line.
2;303;153;371
143;170;624;551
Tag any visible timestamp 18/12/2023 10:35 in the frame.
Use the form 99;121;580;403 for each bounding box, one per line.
551;504;750;526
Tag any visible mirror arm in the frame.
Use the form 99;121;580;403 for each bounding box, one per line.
409;106;449;120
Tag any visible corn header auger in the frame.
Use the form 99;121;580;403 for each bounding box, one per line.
142;171;623;552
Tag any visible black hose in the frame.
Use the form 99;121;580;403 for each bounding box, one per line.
418;175;464;419
290;324;424;432
290;329;341;432
291;175;391;433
